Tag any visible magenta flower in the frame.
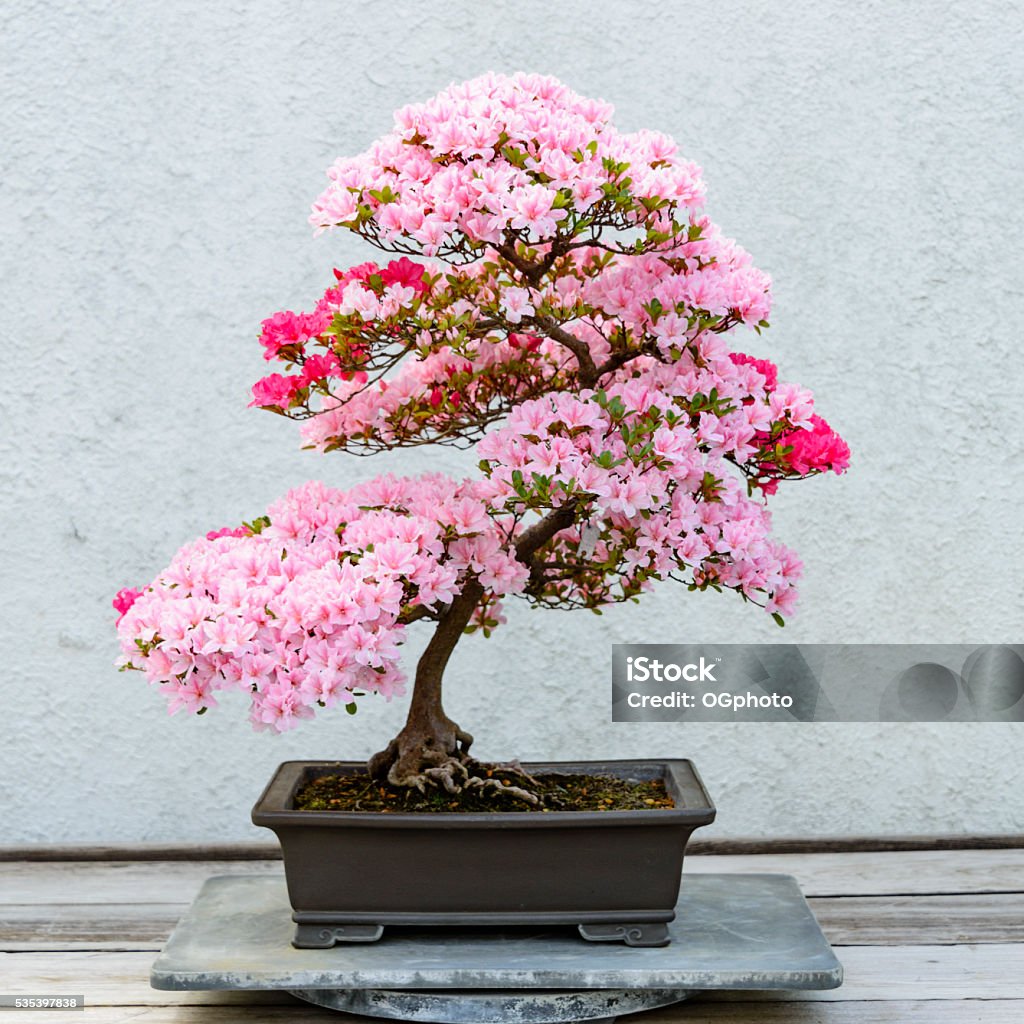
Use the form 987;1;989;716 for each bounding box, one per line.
112;587;142;624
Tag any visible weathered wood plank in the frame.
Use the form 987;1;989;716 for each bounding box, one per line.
0;903;178;949
48;999;1024;1023
3;849;1022;906
810;893;1024;945
693;848;1024;896
3;945;1023;1003
4;833;1023;861
641;1000;1024;1022
5;892;1024;951
779;942;1024;1001
0;861;282;906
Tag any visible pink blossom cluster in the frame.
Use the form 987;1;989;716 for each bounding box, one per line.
249;247;774;454
249;257;434;411
309;72;704;253
580;239;771;343
781;414;851;477
250;255;577;450
116;478;530;731
472;370;808;613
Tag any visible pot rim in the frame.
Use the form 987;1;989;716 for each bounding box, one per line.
251;758;716;830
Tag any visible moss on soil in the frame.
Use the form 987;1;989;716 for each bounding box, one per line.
294;769;674;813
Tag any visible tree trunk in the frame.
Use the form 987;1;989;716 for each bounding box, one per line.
366;501;579;791
367;580;484;787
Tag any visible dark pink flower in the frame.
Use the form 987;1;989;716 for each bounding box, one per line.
258;311;314;361
299;352;341;385
206;527;249;541
249;373;301;409
113;587;142;624
785;415;851;475
380;257;429;294
730;351;778;388
334;261;380;285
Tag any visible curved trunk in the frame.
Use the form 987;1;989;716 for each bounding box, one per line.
367;581;483;785
367;502;579;790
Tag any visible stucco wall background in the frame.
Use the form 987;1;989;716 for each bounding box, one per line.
2;0;1021;845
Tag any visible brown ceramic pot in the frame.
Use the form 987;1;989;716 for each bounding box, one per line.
252;758;715;948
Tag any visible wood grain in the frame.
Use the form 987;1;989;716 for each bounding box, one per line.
3;833;1022;861
5;892;1024;951
42;1000;1024;1023
810;893;1024;945
4;849;1021;907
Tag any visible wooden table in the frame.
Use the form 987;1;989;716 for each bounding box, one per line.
2;848;1022;1022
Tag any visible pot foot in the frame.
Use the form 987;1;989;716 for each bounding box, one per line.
577;922;671;947
293;923;384;947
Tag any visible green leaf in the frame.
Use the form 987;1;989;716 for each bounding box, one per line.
345;702;358;715
771;612;786;628
244;515;272;535
501;144;527;168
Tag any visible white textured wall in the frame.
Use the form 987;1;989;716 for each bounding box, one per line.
2;0;1021;845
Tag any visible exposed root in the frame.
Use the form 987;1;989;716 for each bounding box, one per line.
492;758;541;787
422;759;469;794
463;774;540;806
368;724;542;807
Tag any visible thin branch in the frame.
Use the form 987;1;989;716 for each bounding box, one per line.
397;604;444;626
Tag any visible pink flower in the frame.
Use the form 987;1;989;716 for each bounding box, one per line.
299;352;340;386
254;681;315;732
784;415;851;475
380;257;429;294
206;527;248;541
249;374;301;409
509;184;567;238
113;587;142;624
730;352;778;388
335;261;379;284
162;675;218;716
258;311;323;361
769;383;815;430
500;287;535;324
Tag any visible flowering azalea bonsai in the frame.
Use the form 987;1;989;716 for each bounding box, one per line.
115;73;849;801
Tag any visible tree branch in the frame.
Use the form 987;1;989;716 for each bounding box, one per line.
514;500;580;565
397;603;444;626
495;241;543;283
532;316;599;386
592;341;659;381
495;239;559;286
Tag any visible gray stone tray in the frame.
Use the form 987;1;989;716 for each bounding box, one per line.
152;873;841;1021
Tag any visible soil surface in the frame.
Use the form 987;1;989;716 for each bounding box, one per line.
294;768;674;813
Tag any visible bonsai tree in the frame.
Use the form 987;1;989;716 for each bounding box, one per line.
115;73;849;800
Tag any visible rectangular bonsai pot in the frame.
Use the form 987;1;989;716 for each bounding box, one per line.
252;758;715;948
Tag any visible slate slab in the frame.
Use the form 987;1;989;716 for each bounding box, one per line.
151;872;842;994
